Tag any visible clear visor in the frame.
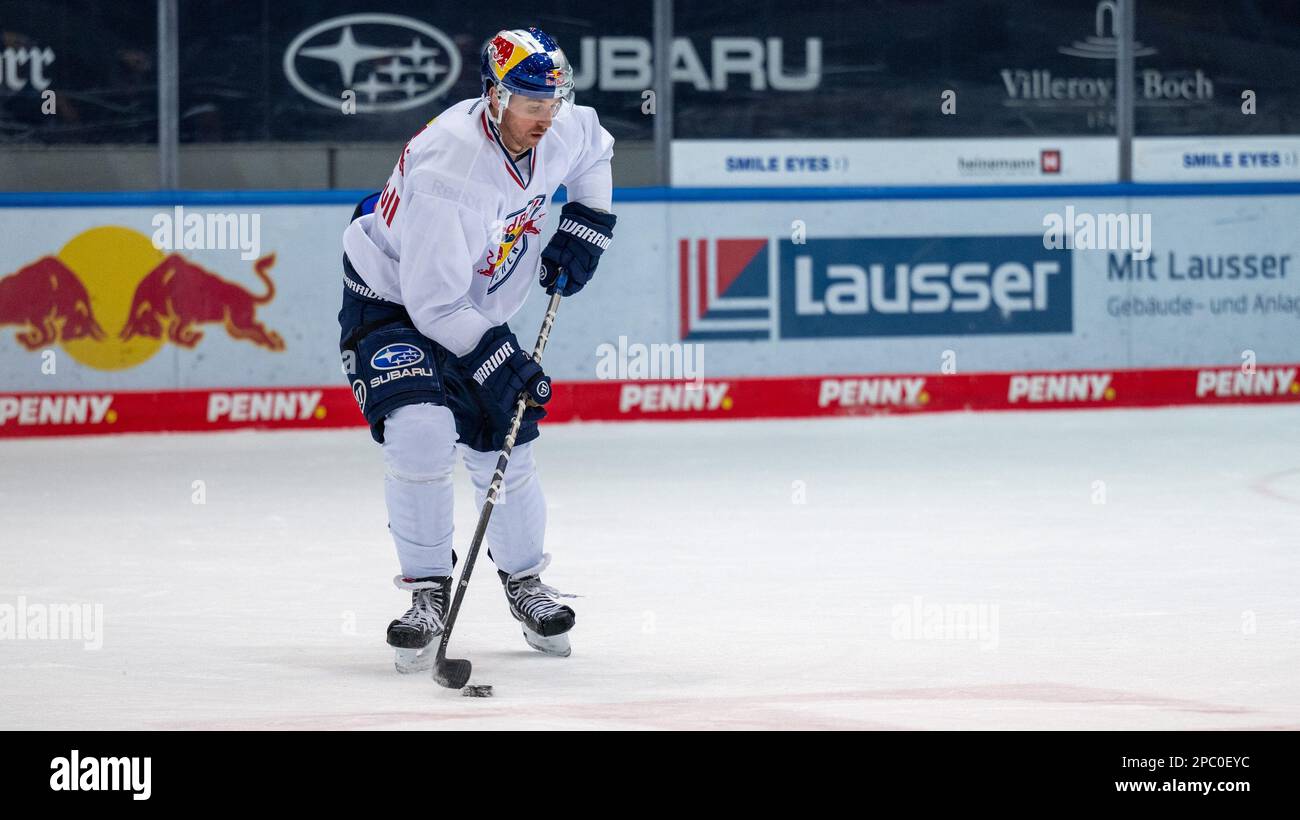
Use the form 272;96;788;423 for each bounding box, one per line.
492;85;575;122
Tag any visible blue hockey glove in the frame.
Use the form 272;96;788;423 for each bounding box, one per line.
538;201;616;297
455;325;551;425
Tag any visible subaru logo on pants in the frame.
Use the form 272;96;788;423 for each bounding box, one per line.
371;343;425;370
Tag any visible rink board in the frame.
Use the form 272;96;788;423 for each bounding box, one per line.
1;185;1298;436
2;363;1297;436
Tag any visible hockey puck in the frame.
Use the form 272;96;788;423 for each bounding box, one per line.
462;684;494;698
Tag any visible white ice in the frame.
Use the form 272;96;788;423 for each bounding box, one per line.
2;406;1298;730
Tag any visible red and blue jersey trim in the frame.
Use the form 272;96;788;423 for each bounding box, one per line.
479;110;536;189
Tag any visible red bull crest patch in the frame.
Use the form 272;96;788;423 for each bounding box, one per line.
476;195;546;295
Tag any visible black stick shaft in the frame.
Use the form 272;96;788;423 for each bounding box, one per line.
435;290;564;668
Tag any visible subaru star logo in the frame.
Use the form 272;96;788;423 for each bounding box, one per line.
284;14;461;113
371;343;426;370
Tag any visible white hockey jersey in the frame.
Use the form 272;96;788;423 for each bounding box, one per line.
342;97;614;356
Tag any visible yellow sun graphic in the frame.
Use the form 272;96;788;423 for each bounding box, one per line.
58;227;166;371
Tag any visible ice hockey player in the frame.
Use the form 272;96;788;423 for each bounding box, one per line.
337;27;616;672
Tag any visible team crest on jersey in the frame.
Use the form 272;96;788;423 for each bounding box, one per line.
477;194;547;294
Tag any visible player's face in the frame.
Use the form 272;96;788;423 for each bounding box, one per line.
500;96;559;151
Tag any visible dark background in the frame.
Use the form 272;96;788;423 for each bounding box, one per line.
1;0;1298;144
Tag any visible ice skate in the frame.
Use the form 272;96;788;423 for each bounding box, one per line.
387;575;451;673
498;555;576;657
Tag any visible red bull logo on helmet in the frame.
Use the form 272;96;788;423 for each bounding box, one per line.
489;35;516;73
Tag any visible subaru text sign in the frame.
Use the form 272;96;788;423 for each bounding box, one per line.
779;236;1073;338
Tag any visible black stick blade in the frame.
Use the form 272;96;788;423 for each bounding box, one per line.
433;657;472;689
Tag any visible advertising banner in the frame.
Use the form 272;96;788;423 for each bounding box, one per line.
1134;137;1300;182
671;139;1118;187
3;188;1299;435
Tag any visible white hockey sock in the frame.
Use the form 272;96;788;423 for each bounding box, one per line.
459;441;547;575
382;404;458;578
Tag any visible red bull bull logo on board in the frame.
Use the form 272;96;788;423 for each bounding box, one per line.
0;226;282;371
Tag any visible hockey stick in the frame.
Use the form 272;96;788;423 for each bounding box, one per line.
433;282;566;689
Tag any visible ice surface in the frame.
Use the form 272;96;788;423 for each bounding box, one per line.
2;406;1298;730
